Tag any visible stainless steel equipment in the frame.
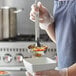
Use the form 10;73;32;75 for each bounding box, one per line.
0;9;3;40
9;8;17;38
0;7;17;39
0;35;56;76
0;7;23;40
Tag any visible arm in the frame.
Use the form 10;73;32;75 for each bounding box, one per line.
68;63;76;76
30;2;56;43
45;23;56;43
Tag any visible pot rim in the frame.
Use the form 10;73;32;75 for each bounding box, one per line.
1;6;16;9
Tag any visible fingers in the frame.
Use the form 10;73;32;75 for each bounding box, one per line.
30;2;45;14
34;72;46;76
30;1;48;23
30;10;35;22
30;9;44;23
30;4;38;22
30;2;44;21
25;71;32;76
34;70;53;76
31;4;39;12
25;71;51;76
30;16;44;23
30;16;35;22
25;71;46;76
37;2;46;13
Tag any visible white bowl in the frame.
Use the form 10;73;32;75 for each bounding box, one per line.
23;57;57;74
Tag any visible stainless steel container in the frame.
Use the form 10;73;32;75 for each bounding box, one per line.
0;7;23;40
9;8;17;38
2;7;17;39
0;9;3;40
2;7;10;39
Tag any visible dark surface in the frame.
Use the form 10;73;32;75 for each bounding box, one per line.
0;34;52;42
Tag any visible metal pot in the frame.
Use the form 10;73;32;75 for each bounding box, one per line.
0;7;23;40
0;9;3;40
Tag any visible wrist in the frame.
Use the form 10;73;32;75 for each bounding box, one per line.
39;16;54;30
59;68;68;76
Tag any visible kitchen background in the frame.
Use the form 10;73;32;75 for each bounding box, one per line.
0;0;54;35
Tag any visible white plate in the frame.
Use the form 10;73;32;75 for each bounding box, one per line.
23;57;57;74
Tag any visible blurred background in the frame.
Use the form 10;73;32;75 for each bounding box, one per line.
0;0;54;35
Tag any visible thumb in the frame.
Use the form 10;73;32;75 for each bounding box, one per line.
37;2;45;12
37;2;42;8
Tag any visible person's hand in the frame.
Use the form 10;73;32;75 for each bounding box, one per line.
25;70;60;76
25;68;68;76
30;2;54;30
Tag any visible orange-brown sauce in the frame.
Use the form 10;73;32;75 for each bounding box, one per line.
0;71;8;75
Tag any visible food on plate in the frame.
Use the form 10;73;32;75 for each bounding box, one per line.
28;44;48;57
28;44;48;51
0;71;8;75
34;53;42;57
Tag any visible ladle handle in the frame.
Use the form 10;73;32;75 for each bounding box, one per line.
35;0;40;46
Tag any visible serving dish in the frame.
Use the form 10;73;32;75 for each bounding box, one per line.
28;44;48;57
23;57;57;74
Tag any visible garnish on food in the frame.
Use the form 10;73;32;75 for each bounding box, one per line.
28;44;48;57
28;44;48;51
